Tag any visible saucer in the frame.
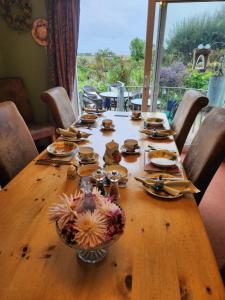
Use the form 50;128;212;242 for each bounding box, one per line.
100;124;115;131
131;116;142;121
121;145;141;155
76;153;99;164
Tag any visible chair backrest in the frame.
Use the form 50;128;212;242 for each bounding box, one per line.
0;77;33;123
83;85;97;93
183;107;225;205
41;87;76;129
171;90;208;153
0;101;38;186
109;81;126;92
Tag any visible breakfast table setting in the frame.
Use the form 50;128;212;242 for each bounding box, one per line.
0;109;224;300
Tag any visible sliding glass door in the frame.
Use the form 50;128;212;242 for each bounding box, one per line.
152;1;225;115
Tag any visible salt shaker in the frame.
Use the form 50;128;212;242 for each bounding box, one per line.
92;169;106;196
107;170;121;203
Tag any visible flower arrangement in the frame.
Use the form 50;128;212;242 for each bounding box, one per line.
49;188;125;250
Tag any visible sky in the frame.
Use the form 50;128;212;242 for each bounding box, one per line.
78;1;225;55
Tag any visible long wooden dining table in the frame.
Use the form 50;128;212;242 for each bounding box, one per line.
0;111;224;300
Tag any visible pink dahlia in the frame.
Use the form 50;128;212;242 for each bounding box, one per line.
73;210;108;249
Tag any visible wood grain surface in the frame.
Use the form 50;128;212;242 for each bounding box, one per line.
0;112;224;300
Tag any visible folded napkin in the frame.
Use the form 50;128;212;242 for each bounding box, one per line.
135;177;200;197
35;153;74;165
140;129;176;137
56;128;91;139
56;128;76;137
144;162;182;175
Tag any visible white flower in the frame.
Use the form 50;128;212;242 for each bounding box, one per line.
74;210;108;249
48;191;83;229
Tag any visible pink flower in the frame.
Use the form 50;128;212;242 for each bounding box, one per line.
48;191;83;230
73;210;108;249
97;198;125;238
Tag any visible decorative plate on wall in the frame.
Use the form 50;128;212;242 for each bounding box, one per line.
32;18;48;46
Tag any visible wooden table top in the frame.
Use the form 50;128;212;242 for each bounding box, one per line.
0;111;224;300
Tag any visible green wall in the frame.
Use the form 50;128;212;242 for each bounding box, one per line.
0;0;48;123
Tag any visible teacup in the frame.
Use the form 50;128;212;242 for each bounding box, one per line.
132;111;141;119
78;146;94;161
102;119;113;128
124;139;138;152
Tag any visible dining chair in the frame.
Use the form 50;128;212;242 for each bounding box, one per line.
41;87;76;129
0;77;56;143
171;90;209;153
0;101;38;186
183;107;225;205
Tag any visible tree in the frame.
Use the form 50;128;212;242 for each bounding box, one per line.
95;48;115;80
129;38;145;61
160;61;187;87
166;6;225;64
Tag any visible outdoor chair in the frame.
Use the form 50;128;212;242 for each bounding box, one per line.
83;85;103;109
183;107;225;205
0;77;55;143
42;87;76;129
171;90;208;153
0;101;38;186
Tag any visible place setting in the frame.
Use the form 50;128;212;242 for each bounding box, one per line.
135;173;200;199
56;127;92;143
140;127;176;140
74;113;98;128
100;118;115;131
75;146;99;165
144;148;183;176
130;111;142;120
121;138;141;155
35;141;78;166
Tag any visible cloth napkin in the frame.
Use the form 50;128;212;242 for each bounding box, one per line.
140;129;176;137
135;177;200;197
144;162;182;175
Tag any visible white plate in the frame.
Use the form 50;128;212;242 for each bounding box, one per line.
47;142;77;157
150;157;177;168
148;150;177;168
